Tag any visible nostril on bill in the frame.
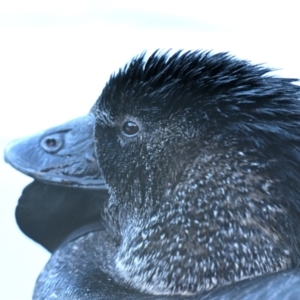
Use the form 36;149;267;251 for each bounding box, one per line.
41;134;64;153
45;138;57;147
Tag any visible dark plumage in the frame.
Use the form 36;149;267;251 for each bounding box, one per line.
16;181;300;299
5;49;300;299
16;180;107;252
93;50;300;295
33;234;300;300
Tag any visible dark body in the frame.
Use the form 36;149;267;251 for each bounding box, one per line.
16;181;107;252
16;182;300;299
33;232;300;300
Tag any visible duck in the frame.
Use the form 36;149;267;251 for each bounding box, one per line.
92;50;300;295
5;49;300;299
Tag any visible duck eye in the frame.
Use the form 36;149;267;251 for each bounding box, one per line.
122;121;139;137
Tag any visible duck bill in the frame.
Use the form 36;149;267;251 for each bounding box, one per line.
4;114;107;190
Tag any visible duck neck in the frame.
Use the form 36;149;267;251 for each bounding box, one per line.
114;148;293;295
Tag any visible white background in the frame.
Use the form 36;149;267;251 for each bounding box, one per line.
0;1;299;299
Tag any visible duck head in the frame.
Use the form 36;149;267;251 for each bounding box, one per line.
93;50;300;294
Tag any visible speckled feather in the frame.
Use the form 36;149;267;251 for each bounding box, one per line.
33;231;300;299
94;50;300;295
